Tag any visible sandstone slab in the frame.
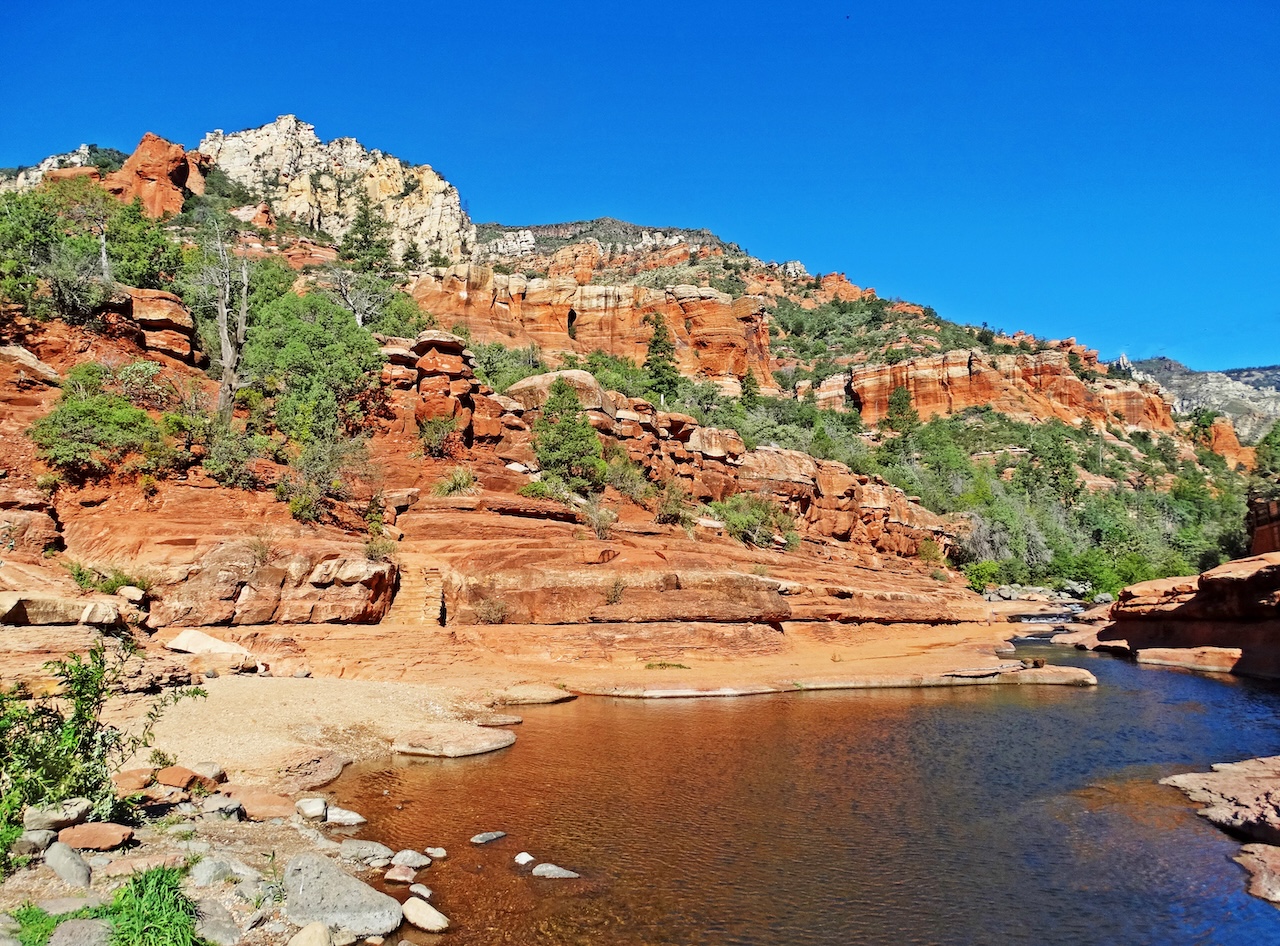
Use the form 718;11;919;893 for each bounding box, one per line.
283;853;402;936
57;823;133;851
393;722;516;758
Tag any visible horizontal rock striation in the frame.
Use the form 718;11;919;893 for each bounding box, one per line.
1104;553;1280;677
820;349;1177;433
407;265;772;387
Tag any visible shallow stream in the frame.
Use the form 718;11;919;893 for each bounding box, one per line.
333;648;1280;944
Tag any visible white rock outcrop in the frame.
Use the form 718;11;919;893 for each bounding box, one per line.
197;115;474;263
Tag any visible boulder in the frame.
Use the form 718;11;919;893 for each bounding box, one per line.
11;829;57;856
0;596;119;627
24;798;92;832
393;723;516;758
505;370;615;418
383;865;416;884
57;823;134;851
44;842;91;887
325;806;366;826
295;798;327;820
283;853;402;936
223;788;294;821
390;849;431;869
164;630;252;656
46;919;110;946
339;840;392;863
195;899;241;946
286;923;333;946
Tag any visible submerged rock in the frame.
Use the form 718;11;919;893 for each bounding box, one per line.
470;831;506;845
532;863;580;879
402;896;450;933
393;723;516;758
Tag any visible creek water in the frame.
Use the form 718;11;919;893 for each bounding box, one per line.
332;648;1280;945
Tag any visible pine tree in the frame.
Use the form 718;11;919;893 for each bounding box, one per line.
338;191;393;273
883;385;920;434
533;379;606;493
643;313;679;403
741;367;760;408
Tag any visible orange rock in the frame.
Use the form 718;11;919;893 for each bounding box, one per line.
222;786;295;821
829;349;1176;433
1205;416;1256;470
103;132;208;218
45;166;102;184
58;822;134;851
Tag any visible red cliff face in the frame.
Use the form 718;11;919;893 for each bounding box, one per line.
819;349;1177;433
102;133;208;218
408;267;773;388
1205;416;1256;470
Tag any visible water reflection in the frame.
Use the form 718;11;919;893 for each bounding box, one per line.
335;649;1280;945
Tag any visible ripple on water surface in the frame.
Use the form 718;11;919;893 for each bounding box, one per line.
334;649;1280;945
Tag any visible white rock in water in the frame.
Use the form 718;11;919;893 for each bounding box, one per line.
470;831;505;844
391;849;431;869
424;847;446;859
409;883;433;901
532;863;580;879
402;896;450;933
295;798;327;820
326;807;366;826
514;852;535;866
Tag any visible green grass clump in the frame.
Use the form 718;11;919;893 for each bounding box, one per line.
432;466;479;496
108;866;204;946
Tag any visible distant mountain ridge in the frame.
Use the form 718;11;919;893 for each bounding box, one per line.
1132;357;1280;443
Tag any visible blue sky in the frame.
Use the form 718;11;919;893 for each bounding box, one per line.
4;0;1276;370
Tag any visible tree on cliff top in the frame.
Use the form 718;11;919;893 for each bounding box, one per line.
532;378;606;493
643;312;679;404
338;191;393;274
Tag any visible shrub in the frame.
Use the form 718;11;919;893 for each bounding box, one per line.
917;538;943;564
581;496;617;540
606;454;651;502
604;577;626;605
532;379;606;493
963;560;1002;593
518;476;570;503
704;493;797;549
28;392;165;480
0;643;205;868
930;569;949;582
364;537;398;562
418;416;459;458
432;466;478;496
474;597;509;624
653;481;694;528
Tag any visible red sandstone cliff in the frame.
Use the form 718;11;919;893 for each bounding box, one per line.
818;349;1176;433
407;266;773;389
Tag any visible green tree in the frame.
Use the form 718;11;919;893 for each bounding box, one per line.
532;379;606;493
338;191;393;273
643;312;680;403
883;385;920;434
241;292;384;442
740;367;760;408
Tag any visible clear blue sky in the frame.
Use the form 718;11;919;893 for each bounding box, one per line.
4;1;1276;370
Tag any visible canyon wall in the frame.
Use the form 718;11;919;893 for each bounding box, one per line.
375;331;948;559
408;265;773;388
818;349;1177;433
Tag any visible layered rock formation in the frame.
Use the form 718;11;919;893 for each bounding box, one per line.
1103;553;1280;677
819;349;1177;433
197;115;474;262
376;334;948;557
1134;356;1280;444
408;266;772;387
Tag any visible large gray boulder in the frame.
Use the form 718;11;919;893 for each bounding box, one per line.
283;853;401;936
46;919;110;946
43;842;91;888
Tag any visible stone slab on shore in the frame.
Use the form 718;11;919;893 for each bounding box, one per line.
1162;755;1280;907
